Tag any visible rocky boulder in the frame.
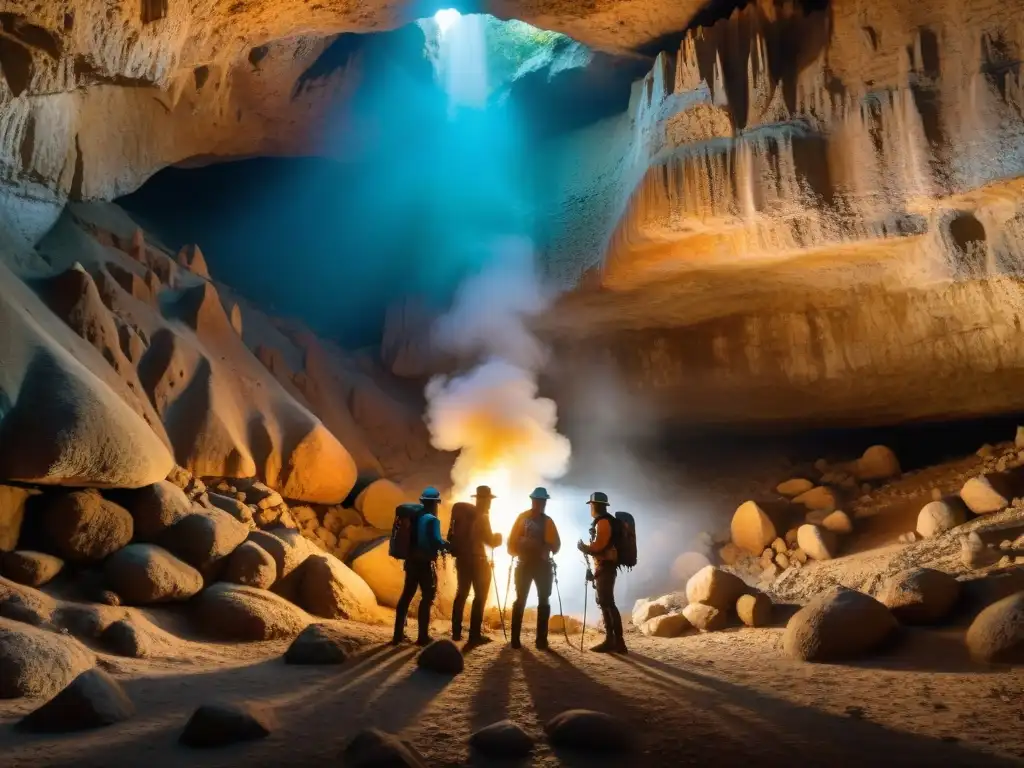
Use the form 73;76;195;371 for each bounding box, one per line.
343;729;428;767
960;473;1016;515
299;553;379;622
355;479;409;530
156;508;248;576
104;544;204;604
470;720;534;758
917;499;968;539
797;524;838;561
40;491;133;563
631;597;669;626
16;668;134;733
783;587;897;662
776;478;814;497
544;709;633;752
222;540;277;589
0;617;96;698
194;583;309;641
730;501;776;555
794;486;837;513
878;567;961;625
736;592;772;627
640;613;690;637
248;529;310;584
685;566;746;611
965;591;1024;664
110;481;192;542
207;492;254;526
285;623;365;664
100;619;150;658
180;702;275;748
853;445;901;480
821;510;853;535
417;639;464;675
1;551;64;587
682;602;726;632
0;485;36;551
351;539;406;608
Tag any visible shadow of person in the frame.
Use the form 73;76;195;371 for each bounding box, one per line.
469;645;518;734
623;652;1021;767
355;666;456;735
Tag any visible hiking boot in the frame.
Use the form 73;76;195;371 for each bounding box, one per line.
510;602;524;650
590;636;614;653
390;633;408;646
535;605;551;651
415;634;433;647
614;636;629;654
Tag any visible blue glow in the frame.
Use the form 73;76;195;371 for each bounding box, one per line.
434;8;460;32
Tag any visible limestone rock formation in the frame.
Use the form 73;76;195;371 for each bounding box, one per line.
194;583;310;641
156;508;248;577
40;490;133;564
103;544;204;604
966;592;1024;664
878;568;960;625
298;553;379;623
685;565;746;611
180;702;275;748
1;551;64;587
285;623;365;665
0;617;96;699
110;481;193;542
784;587;897;662
17;668;134;733
355;479;410;531
222;541;278;590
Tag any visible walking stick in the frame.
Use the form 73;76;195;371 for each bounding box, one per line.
502;556;516;619
550;558;572;647
489;550;507;641
580;554;590;652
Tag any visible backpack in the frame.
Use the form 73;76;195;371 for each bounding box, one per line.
389;503;425;560
614;511;637;569
446;502;477;558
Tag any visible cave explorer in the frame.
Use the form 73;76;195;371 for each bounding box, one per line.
391;486;450;647
507;486;561;650
577;491;628;654
447;485;503;644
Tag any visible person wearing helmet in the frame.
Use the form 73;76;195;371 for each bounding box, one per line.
392;486;450;646
449;485;503;644
507;487;561;650
577;491;626;653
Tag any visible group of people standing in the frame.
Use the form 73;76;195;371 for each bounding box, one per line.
389;484;630;654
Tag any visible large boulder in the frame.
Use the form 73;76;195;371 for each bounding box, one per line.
100;619;151;658
248;529;310;583
776;478;813;497
821;510;853;535
640;613;690;638
39;490;133;563
17;668;134;733
853;445;900;480
682;602;726;632
631;597;669;626
797;524;838;561
194;583;310;641
730;501;777;555
965;592;1024;664
960;473;1016;515
222;540;277;589
794;486;837;513
685;566;746;611
878;567;961;625
156;508;248;575
544;709;633;752
0;617;96;698
206;492;254;526
416;639;464;675
1;551;64;587
285;623;365;665
470;720;534;759
354;479;409;530
0;485;37;551
343;728;428;767
104;544;204;604
351;539;406;608
110;481;192;542
783;587;897;662
0;260;173;488
298;553;379;622
179;702;275;748
736;592;772;627
917;499;968;539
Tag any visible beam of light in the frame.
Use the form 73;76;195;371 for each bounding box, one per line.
434;8;460;33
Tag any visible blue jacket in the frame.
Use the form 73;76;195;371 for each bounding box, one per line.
416;513;448;556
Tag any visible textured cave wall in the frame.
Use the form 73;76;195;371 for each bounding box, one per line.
535;0;1024;428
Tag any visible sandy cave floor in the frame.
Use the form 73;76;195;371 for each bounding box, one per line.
0;615;1023;767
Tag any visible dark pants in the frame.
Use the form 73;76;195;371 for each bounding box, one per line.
594;562;624;645
394;557;436;642
511;558;553;648
452;556;491;639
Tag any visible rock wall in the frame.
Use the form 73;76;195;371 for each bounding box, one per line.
537;0;1024;428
